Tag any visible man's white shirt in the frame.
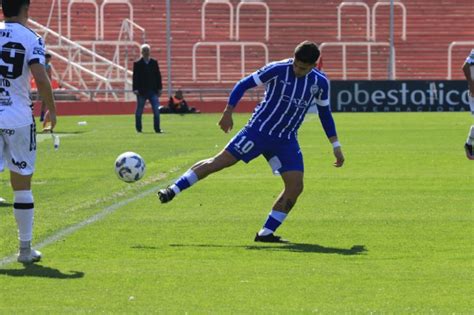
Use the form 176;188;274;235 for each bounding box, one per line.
0;21;45;128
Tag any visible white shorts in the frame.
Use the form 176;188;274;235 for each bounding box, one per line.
0;123;36;175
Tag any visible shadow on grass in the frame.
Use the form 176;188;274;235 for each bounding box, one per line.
246;243;367;255
0;264;84;279
133;243;367;256
0;202;13;207
39;131;87;135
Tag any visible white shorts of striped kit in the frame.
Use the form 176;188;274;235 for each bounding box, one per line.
0;123;36;175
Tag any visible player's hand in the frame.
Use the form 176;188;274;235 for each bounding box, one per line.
333;146;345;167
218;111;233;133
49;111;57;130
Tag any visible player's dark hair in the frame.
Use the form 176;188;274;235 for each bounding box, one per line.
2;0;30;18
45;53;52;59
294;41;320;64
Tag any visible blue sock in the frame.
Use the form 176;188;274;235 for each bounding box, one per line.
171;170;198;194
258;210;288;236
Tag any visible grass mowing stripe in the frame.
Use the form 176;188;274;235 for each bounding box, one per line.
0;181;172;267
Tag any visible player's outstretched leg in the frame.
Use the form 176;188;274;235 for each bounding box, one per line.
254;171;304;243
158;150;238;204
465;125;474;160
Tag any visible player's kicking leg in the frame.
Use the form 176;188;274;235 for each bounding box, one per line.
158;150;238;203
254;171;304;243
10;171;41;264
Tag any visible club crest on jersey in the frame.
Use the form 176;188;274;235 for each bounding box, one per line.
310;84;320;96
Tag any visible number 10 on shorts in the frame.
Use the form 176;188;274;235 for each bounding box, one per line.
234;135;255;154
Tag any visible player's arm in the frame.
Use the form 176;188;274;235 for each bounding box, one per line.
315;77;344;167
317;105;344;167
462;61;474;96
219;75;258;133
30;63;56;129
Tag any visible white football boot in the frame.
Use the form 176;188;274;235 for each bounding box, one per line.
17;248;42;264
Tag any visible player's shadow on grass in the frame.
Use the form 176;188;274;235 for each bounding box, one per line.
40;131;87;135
246;243;367;255
165;243;367;255
0;264;84;279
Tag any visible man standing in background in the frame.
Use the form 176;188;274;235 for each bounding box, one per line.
132;44;163;133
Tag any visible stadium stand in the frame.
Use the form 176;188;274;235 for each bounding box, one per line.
17;0;474;100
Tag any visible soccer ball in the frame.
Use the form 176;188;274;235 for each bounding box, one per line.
114;152;146;183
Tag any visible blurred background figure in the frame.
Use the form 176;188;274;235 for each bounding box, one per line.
164;90;198;114
133;44;163;133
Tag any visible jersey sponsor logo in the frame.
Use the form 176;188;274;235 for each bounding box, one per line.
11;158;27;169
280;95;311;109
0;78;10;87
0;128;15;135
0;87;12;106
280;80;292;86
33;46;45;56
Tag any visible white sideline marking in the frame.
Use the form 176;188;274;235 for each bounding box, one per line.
0;185;162;267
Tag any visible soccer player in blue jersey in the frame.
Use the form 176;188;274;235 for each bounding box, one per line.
158;41;345;242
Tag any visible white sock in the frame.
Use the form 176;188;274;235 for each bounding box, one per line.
170;169;199;195
258;228;274;236
467;125;474;145
170;184;181;195
13;190;34;243
258;210;288;236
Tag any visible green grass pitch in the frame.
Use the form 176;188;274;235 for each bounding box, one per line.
0;112;472;313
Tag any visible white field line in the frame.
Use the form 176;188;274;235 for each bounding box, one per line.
0;184;166;267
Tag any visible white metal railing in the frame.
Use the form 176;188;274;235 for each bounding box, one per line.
28;19;133;100
236;0;270;41
337;1;371;41
67;0;99;40
372;1;407;41
447;41;474;79
74;40;139;77
119;18;146;43
100;0;133;40
192;41;268;82
202;0;234;40
320;41;396;80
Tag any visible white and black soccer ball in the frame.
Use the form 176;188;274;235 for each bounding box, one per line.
114;152;146;183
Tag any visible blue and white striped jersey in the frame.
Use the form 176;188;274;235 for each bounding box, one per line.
231;58;331;139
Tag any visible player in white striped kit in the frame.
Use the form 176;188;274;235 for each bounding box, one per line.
0;0;57;263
